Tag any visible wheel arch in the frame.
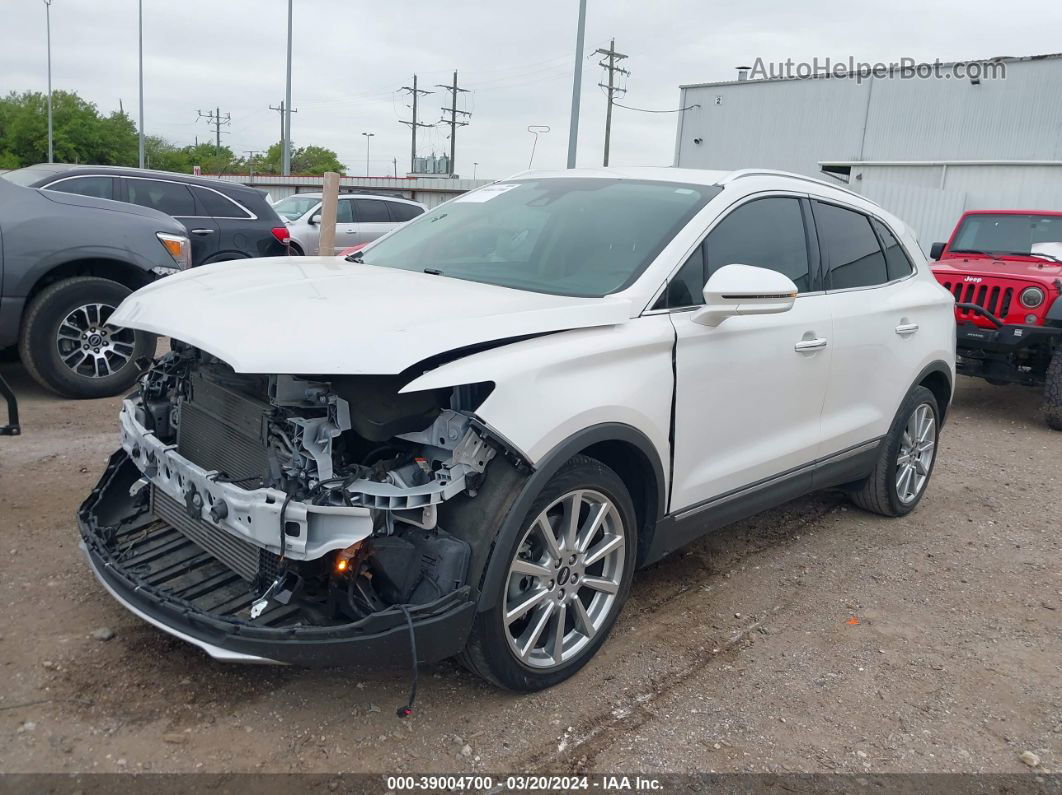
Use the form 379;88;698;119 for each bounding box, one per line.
914;360;953;426
24;258;154;308
472;422;666;613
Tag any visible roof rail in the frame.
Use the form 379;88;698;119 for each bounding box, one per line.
721;168;877;205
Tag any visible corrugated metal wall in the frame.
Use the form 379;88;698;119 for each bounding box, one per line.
675;56;1062;251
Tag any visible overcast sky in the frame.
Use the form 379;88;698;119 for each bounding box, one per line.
4;0;1061;179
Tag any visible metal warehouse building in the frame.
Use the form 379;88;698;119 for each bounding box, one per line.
673;53;1062;250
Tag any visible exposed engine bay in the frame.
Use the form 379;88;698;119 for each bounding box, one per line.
87;343;506;634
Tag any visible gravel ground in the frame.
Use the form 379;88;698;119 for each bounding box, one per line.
0;360;1058;776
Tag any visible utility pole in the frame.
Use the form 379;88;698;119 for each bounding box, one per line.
283;0;293;175
473;162;478;180
137;0;144;168
594;39;629;167
44;0;53;163
566;0;587;168
269;100;298;157
361;131;374;177
398;74;433;174
197;107;231;153
437;71;470;176
392;156;398;178
244;150;263;184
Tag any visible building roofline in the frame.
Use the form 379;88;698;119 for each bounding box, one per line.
678;51;1062;90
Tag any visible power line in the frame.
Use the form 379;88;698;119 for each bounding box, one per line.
437;71;470;177
613;101;701;113
593;39;629;167
398;75;434;175
196;107;231;153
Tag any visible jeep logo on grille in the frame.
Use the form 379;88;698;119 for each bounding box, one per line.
964;276;983;283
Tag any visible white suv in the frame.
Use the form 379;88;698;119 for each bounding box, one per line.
79;168;955;692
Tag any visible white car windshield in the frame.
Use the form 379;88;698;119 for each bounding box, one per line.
273;195;321;221
359;178;720;297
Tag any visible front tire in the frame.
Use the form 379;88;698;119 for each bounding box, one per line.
460;456;637;691
1043;351;1062;431
17;277;156;399
849;386;940;517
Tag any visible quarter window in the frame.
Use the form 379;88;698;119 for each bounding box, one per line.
814;201;888;290
192;186;250;219
48;176;114;200
871;219;914;281
126;179;196;216
354;199;390;223
386;201;423;222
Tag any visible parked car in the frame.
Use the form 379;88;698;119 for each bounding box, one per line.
929;210;1062;429
273;192;425;255
3;164;290;267
79;168;954;691
0;177;189;398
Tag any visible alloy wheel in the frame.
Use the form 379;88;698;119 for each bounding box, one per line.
504;489;626;669
896;402;936;504
54;303;136;379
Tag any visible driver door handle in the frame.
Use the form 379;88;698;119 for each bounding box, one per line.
190;228;215;236
895;322;919;335
794;338;828;352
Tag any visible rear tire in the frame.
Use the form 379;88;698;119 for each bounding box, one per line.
17;277;155;399
1043;351;1062;431
849;386;940;517
460;455;637;691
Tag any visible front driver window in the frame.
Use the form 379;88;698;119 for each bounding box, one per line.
661;197;811;309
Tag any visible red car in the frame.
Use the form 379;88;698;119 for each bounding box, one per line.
929;210;1062;429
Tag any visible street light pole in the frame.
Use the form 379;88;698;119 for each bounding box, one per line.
282;0;293;175
361;132;374;177
565;0;587;169
473;162;478;180
137;0;144;168
44;0;54;163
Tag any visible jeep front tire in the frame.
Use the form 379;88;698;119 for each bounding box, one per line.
1043;350;1062;431
18;277;156;399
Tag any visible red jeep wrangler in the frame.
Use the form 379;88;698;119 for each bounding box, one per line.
930;210;1062;430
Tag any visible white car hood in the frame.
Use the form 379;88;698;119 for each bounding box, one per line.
112;257;632;375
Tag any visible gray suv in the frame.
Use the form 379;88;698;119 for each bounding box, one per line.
0;177;190;398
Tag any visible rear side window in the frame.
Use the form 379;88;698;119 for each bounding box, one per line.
126;179;196;216
872;219;914;281
354;199;390;223
814;201;888;290
387;201;423;222
48;176;114;200
193;187;251;219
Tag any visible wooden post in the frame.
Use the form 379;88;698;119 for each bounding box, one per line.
317;171;340;255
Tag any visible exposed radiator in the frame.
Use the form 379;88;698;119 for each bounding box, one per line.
151;486;276;582
176;373;272;484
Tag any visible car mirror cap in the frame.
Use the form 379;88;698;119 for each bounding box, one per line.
692;264;798;327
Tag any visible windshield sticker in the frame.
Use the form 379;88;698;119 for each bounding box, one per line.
455;183;521;203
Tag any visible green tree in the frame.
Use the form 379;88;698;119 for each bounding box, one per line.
257;140;345;175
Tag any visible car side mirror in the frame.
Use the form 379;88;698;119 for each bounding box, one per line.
929;242;945;260
692;264;798;327
309;214;322;226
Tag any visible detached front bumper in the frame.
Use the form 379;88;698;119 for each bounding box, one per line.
78;451;476;667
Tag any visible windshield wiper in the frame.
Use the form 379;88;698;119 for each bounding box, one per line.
423;267;443;275
1024;251;1062;263
344;251;364;263
950;249;1009;258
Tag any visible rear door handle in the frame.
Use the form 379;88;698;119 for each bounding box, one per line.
895;323;919;335
190;228;215;236
794;338;828;352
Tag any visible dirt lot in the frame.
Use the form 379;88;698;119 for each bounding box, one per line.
0;361;1058;776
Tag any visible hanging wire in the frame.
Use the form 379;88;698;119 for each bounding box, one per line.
613;101;702;113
